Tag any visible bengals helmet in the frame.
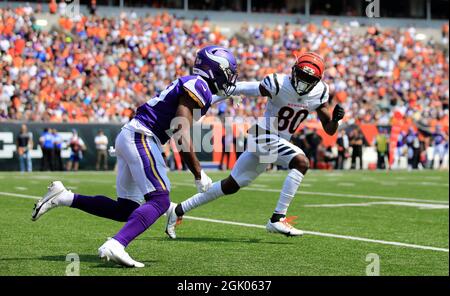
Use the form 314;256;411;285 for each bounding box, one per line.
291;52;325;95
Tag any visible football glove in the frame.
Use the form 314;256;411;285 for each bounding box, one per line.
332;104;345;123
195;170;212;193
108;146;116;157
231;95;243;107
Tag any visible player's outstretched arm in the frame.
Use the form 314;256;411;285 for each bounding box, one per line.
174;95;212;192
211;81;268;104
317;103;345;136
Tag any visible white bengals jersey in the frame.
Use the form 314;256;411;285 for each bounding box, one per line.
259;73;329;141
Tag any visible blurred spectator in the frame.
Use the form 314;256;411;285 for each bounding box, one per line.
292;129;310;157
430;125;449;169
58;1;67;15
442;23;449;47
0;7;449;173
16;124;33;172
49;0;57;14
305;128;322;169
39;128;54;171
234;124;247;160
418;132;429;169
317;139;337;169
394;131;407;168
94;129;108;170
375;128;389;170
164;142;176;171
0;8;447;129
89;0;97;16
350;128;364;170
406;127;420;170
336;129;349;169
66;129;86;171
52;128;64;171
220;125;233;170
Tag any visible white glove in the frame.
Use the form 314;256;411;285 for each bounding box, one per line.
108;146;116;157
195;170;212;193
231;95;242;107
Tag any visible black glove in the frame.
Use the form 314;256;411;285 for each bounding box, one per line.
332;104;345;123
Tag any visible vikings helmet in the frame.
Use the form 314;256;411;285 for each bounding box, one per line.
193;46;238;96
291;52;325;95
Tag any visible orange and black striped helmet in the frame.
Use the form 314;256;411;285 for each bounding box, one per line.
291;52;325;95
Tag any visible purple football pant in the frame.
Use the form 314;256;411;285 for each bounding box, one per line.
114;191;170;247
71;194;140;222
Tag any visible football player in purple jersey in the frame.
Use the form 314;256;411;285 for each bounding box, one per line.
431;125;449;169
31;46;238;267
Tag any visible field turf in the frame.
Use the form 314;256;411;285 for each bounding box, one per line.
0;170;448;276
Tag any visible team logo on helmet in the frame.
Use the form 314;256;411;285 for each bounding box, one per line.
301;66;316;76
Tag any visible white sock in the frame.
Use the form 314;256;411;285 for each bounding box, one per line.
274;169;304;215
56;190;75;206
181;181;224;213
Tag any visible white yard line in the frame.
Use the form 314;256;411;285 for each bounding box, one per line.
184;216;449;253
0;191;447;253
0;191;41;200
303;201;449;210
337;183;355;187
14;187;28;191
171;182;449;204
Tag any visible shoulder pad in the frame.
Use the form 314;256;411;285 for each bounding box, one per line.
182;77;212;108
260;73;281;97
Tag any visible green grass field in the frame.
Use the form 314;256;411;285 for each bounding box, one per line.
0;170;448;276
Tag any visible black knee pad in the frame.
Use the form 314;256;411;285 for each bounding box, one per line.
115;198;140;221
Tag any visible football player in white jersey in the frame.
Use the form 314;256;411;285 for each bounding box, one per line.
165;52;345;237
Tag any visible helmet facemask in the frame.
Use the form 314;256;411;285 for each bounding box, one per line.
291;65;320;96
219;66;237;96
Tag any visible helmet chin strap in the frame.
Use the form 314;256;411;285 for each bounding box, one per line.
204;79;221;95
215;86;225;97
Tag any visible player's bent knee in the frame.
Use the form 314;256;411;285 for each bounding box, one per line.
115;211;132;222
116;198;141;222
144;190;171;213
221;176;241;195
289;154;310;175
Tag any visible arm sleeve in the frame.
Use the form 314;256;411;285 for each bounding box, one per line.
233;81;261;97
211;81;261;105
211;95;227;105
319;82;329;104
260;73;281;97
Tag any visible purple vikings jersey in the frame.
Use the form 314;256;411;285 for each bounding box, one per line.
134;75;212;144
433;132;444;145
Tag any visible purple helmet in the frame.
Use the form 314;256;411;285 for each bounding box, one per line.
193;46;238;96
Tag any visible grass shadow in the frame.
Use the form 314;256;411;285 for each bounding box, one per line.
145;236;294;245
39;254;158;269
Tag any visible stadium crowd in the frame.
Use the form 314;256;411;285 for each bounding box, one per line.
0;5;448;170
0;5;448;128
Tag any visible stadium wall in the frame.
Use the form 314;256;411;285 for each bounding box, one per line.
0;122;122;171
1;122;447;171
0;122;217;171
